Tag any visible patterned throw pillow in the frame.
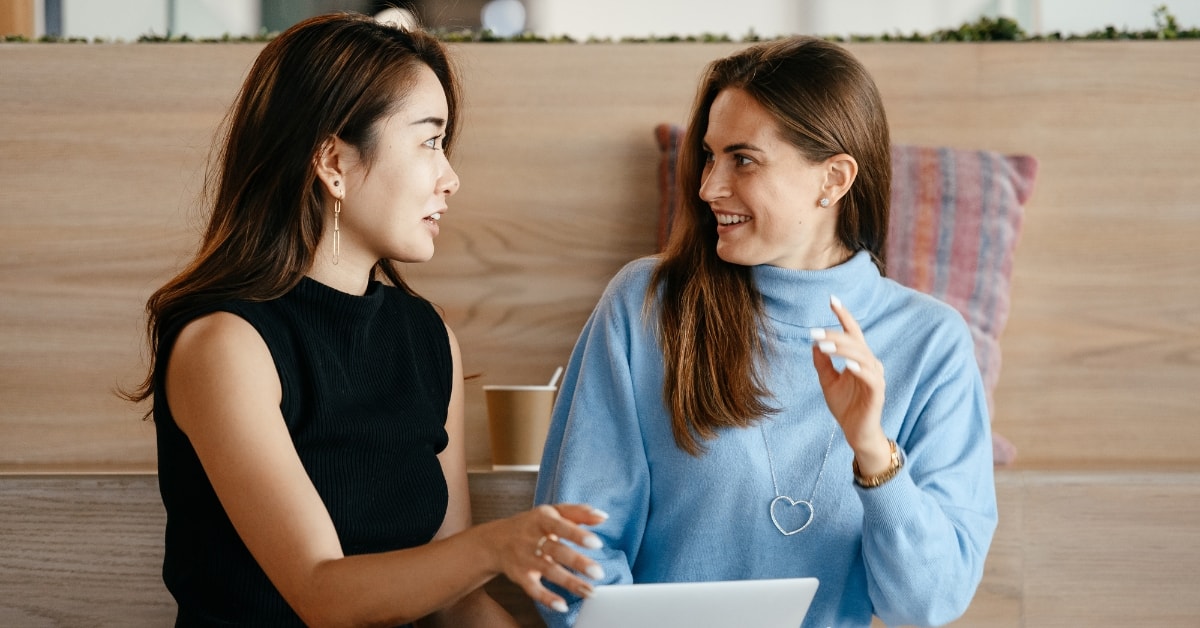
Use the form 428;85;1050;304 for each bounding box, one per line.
654;124;1038;465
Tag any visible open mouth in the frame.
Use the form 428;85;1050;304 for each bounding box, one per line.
424;212;442;224
715;213;751;226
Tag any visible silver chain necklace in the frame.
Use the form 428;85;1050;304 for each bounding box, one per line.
760;423;837;535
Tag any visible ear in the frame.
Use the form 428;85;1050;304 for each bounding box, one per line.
822;153;859;205
313;135;351;199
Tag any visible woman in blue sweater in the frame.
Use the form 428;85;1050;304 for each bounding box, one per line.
535;37;997;627
124;13;604;627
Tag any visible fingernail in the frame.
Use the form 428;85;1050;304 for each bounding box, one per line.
830;294;843;308
808;328;826;341
583;534;603;549
818;340;836;354
586;564;605;579
551;600;569;613
591;508;609;520
845;359;861;373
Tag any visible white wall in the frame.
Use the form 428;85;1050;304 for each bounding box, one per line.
59;0;258;41
523;0;1200;40
47;0;1200;40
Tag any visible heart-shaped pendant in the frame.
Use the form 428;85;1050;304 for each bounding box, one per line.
770;495;814;535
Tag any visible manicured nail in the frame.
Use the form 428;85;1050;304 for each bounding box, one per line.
818;340;837;354
808;328;826;341
591;508;609;520
845;359;861;373
551;600;569;613
583;534;603;549
586;564;605;579
830;294;843;309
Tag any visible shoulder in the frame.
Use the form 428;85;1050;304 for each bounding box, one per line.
878;279;974;350
601;256;660;303
166;311;281;430
171;311;273;374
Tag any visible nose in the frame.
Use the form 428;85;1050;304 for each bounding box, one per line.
698;161;727;203
440;161;460;197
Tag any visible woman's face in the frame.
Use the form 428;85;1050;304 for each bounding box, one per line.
338;64;459;266
699;87;846;270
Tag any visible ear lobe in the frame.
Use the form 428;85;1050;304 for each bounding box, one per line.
314;135;347;198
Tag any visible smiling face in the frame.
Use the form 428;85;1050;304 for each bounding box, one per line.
333;63;459;268
700;87;852;271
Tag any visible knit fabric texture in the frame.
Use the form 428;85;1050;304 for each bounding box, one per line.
154;277;453;626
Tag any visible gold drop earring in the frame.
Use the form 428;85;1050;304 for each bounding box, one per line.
333;180;342;265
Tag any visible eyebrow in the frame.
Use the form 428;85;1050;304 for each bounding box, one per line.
410;116;447;129
721;142;764;153
702;141;765;154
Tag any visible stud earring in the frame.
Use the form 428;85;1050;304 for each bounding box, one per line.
819;197;830;208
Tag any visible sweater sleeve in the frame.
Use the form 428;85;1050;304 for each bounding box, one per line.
534;264;652;627
858;312;998;627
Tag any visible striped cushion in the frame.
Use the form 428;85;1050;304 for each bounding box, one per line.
888;144;1037;411
653;124;1038;426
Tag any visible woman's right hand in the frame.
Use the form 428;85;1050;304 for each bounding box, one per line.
487;503;608;613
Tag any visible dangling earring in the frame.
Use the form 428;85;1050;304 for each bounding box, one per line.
333;197;342;265
819;197;830;208
332;181;342;265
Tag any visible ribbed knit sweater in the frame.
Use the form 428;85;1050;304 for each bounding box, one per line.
154;277;453;626
536;251;997;628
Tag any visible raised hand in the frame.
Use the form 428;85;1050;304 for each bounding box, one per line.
809;295;891;472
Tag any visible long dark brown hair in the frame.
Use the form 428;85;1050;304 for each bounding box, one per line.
123;13;461;408
651;37;891;455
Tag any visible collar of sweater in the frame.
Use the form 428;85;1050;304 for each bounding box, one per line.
750;250;882;337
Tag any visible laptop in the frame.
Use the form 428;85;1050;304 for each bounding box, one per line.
574;577;819;628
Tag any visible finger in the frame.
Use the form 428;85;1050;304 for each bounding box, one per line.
829;294;864;338
812;342;838;387
540;556;599;598
552;503;610;526
541;536;606;582
542;514;605;554
519;576;572;614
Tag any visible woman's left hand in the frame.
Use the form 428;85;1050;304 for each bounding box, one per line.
810;295;887;456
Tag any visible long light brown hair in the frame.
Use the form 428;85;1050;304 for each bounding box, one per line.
651;37;891;455
123;13;460;408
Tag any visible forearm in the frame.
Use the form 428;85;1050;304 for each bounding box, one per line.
298;524;501;627
414;588;519;628
860;471;995;626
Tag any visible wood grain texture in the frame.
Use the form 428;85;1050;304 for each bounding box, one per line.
1;42;1198;470
3;471;1198;627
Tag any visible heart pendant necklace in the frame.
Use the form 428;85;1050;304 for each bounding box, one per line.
761;423;837;536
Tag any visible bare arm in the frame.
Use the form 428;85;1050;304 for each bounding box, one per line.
166;313;604;628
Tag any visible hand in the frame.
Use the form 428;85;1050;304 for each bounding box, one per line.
487;503;607;613
810;295;889;466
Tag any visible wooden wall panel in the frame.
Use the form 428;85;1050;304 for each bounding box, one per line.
1;42;1198;471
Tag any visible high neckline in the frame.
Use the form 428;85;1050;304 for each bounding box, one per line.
751;250;882;338
293;275;387;322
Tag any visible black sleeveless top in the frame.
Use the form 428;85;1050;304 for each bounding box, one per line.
154;277;452;626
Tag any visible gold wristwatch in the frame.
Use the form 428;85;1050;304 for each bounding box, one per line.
853;439;904;488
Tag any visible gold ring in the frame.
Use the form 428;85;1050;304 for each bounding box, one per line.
534;535;550;557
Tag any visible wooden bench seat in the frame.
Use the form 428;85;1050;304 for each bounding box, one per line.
3;470;1199;627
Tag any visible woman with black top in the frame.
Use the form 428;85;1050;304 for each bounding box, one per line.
124;13;605;627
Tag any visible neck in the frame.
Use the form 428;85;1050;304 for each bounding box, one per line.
307;256;374;296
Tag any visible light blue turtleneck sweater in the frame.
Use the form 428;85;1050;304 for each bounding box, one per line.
535;251;997;628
